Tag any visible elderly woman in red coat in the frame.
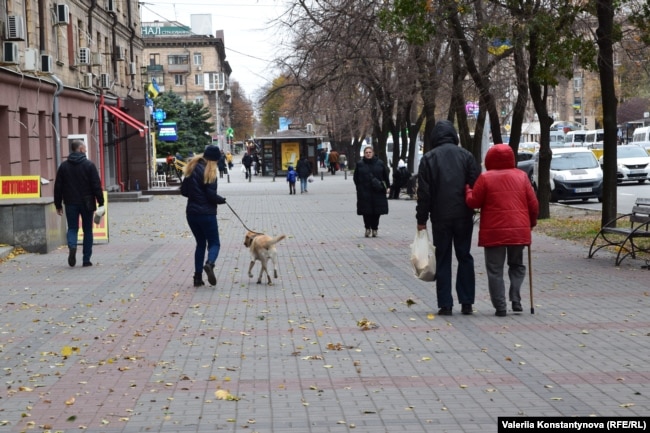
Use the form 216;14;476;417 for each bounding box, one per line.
465;144;539;317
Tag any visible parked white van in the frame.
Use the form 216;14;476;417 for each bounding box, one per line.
565;130;588;147
549;130;566;147
584;129;604;149
532;147;603;202
631;126;650;154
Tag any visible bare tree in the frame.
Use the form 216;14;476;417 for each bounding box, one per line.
229;81;255;141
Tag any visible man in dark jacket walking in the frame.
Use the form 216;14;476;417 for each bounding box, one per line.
54;139;104;267
242;152;252;179
296;156;312;193
416;120;480;316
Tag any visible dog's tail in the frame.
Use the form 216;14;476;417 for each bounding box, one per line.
269;234;286;246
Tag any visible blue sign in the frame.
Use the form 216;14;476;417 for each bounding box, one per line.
158;122;178;142
279;117;291;131
153;108;166;124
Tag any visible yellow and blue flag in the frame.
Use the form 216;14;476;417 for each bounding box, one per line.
147;82;159;98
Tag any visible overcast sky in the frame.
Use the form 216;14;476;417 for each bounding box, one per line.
140;0;287;98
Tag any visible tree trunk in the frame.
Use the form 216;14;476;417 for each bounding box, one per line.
528;31;551;219
596;0;618;227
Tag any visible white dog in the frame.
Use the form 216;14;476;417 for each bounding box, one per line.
244;231;286;285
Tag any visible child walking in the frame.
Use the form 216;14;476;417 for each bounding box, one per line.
286;165;297;195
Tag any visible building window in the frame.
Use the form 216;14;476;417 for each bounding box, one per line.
149;53;160;66
573;76;582;91
194;74;203;85
151;75;163;86
573;97;582;114
168;55;189;65
194;53;202;65
174;74;184;86
195;96;204;105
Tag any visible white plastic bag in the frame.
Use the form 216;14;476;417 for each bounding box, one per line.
93;206;105;225
410;230;436;281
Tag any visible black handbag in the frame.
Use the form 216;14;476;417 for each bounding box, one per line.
370;175;386;193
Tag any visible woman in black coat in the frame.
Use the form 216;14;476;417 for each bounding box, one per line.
353;146;390;237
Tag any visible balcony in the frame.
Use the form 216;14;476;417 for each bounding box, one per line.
147;64;163;73
168;64;190;73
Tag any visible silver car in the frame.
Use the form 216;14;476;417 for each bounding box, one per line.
598;145;650;184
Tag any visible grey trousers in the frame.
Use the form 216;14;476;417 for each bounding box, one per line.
484;245;526;311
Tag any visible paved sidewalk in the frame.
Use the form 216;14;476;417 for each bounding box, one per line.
0;168;648;433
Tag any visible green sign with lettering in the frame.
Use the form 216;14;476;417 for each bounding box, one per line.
141;24;192;38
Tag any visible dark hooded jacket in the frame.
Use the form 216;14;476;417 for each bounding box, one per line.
54;151;104;211
353;155;390;216
416;120;479;224
296;157;312;179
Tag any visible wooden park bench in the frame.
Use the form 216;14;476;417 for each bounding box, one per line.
588;197;650;266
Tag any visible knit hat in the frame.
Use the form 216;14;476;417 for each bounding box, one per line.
203;145;221;161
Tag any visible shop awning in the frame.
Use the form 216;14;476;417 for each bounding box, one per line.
101;104;148;137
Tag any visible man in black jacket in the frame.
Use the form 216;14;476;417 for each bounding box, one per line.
416;120;480;316
242;152;253;179
54;140;104;267
296;156;312;193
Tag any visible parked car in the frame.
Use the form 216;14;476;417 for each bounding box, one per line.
598;144;650;184
549;130;566;148
532;147;603;202
516;151;535;184
519;141;539;152
584;129;604;149
565;130;588;147
630;127;650;155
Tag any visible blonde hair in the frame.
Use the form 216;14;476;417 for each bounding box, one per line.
183;154;218;184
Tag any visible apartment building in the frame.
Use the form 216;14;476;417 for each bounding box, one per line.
141;18;232;150
0;0;153;195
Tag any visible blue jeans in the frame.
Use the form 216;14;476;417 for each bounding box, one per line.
431;216;475;309
299;177;308;192
65;203;94;263
186;214;220;274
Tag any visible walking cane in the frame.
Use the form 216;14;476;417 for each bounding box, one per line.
528;245;534;314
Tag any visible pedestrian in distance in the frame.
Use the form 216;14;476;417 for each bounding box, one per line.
242;152;253;179
286;165;297;195
180;145;227;287
166;152;174;176
416;120;480;316
226;151;233;170
328;149;339;174
465;144;539;317
296;155;312;193
217;153;227;178
252;153;260;176
54;139;105;268
389;159;411;199
353;146;390;238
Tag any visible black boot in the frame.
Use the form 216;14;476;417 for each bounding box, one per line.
203;262;216;286
193;272;205;287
